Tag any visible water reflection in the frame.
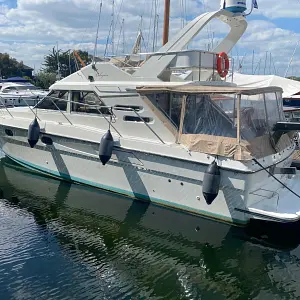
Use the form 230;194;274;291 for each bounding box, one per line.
0;157;300;299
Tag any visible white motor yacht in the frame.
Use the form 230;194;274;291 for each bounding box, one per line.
0;6;300;226
0;82;48;107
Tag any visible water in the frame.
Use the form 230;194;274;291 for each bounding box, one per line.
0;157;300;300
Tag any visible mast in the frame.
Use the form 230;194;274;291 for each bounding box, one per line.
112;0;115;55
284;40;300;78
162;0;170;45
56;41;61;80
122;18;125;54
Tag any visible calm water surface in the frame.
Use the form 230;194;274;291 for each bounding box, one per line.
0;157;300;300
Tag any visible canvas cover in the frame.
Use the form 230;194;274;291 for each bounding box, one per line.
180;133;292;161
226;73;300;98
138;85;291;161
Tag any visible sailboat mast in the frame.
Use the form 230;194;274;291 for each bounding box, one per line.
162;0;170;45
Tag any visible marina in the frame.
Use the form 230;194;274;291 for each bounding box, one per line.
1;0;300;298
0;5;300;226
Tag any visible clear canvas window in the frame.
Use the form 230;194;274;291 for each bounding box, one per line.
276;91;285;120
36;90;68;111
239;92;284;140
182;94;237;138
149;93;182;129
211;94;237;123
239;93;268;140
72;91;110;115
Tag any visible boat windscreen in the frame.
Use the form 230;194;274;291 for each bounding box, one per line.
16;85;41;91
239;92;285;140
182;94;237;138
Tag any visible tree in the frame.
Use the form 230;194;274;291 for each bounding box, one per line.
35;72;57;90
287;76;300;82
0;53;25;78
42;47;92;78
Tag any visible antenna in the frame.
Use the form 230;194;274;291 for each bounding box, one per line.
93;0;103;64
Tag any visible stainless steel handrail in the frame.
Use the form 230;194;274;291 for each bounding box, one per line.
40;96;123;137
18;96;41;121
0;93;166;143
112;106;165;144
48;97;73;125
0;96;13;118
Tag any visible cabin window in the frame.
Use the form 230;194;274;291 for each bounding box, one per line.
239;94;268;140
2;87;17;94
124;116;152;123
276;92;285;120
35;90;68;111
211;94;237;123
182;95;237;138
150;93;182;129
239;92;284;140
264;92;282;131
72;91;111;115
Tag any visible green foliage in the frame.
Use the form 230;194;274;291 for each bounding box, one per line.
23;76;34;84
35;72;56;90
42;47;92;78
0;53;25;78
287;76;300;82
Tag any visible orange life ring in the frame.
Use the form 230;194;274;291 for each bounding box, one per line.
216;52;229;78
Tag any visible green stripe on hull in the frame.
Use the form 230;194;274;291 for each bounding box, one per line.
5;153;248;226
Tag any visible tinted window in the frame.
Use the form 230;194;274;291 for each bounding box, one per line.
36;90;68;111
2;87;17;94
72;91;110;115
16;86;41;91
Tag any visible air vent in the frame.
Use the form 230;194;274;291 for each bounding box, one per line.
114;105;142;112
41;136;53;145
124;116;152;123
5;129;13;136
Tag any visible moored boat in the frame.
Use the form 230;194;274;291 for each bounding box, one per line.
1;5;300;226
0;81;47;107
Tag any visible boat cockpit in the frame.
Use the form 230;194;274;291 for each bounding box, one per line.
137;85;293;161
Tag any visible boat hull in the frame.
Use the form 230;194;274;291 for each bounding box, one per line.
0;96;39;107
0;126;251;225
0;125;298;226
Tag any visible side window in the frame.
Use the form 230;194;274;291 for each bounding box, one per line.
72;91;110;115
36;90;68;111
2;87;17;94
150;93;181;129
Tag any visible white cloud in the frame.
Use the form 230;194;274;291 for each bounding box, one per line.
0;0;299;77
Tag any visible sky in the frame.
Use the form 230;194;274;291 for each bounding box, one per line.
0;0;300;77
